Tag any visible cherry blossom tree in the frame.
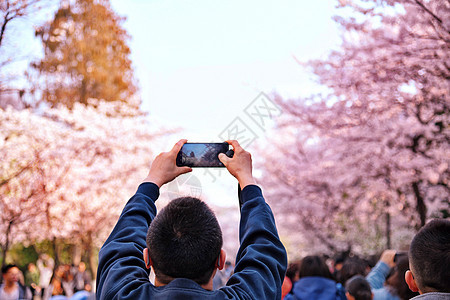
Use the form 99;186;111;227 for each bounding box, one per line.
260;0;449;256
0;99;168;271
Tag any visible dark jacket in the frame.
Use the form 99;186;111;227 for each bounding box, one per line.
96;183;287;299
284;277;346;300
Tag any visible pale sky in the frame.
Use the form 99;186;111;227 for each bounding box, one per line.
106;0;342;206
109;0;341;138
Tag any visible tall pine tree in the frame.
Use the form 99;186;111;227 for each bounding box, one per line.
34;0;138;107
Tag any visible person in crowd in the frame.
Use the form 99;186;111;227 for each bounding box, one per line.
286;261;301;284
96;139;287;299
25;262;40;296
60;265;74;297
50;265;66;298
74;262;91;293
41;264;71;299
281;276;293;300
332;255;346;280
366;250;418;300
37;254;54;297
345;275;373;300
0;264;32;300
405;219;450;299
339;257;368;286
284;255;346;300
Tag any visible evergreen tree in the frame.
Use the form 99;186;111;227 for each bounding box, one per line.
34;0;138;107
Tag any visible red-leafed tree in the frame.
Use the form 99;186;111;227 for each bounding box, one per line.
260;0;449;256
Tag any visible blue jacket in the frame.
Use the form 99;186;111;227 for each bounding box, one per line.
96;183;287;299
366;262;400;300
285;277;346;300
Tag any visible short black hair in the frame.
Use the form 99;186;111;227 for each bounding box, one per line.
345;275;372;300
298;255;333;280
409;218;450;293
147;197;223;285
1;264;17;274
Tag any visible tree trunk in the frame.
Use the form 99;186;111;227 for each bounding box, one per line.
412;181;427;228
88;244;97;281
49;236;61;283
1;220;14;268
73;242;82;266
84;232;97;281
385;212;391;249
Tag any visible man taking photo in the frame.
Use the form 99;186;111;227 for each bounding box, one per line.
96;139;287;299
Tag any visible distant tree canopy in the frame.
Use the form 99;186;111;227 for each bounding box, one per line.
34;0;138;108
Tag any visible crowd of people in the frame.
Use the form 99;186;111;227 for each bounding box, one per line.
281;250;419;300
281;218;449;300
1;255;94;300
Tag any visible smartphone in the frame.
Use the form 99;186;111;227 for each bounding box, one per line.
176;143;232;167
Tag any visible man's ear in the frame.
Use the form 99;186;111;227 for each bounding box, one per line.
143;248;152;269
345;292;355;300
216;249;226;270
405;270;419;292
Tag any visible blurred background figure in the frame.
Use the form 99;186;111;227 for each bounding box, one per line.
74;263;91;293
332;255;346;280
0;264;32;300
281;275;292;300
25;262;40;297
37;254;54;298
285;261;301;296
345;275;373;300
366;250;418;300
285;255;346;300
213;261;233;290
339;257;369;286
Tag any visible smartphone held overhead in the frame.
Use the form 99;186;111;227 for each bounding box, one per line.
176;143;234;167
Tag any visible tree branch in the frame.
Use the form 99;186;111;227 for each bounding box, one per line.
413;0;447;33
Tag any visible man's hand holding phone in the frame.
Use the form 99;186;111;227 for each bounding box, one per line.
144;139;192;188
144;139;255;189
219;140;256;189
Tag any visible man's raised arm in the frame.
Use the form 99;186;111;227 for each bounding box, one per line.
96;140;191;299
219;140;288;300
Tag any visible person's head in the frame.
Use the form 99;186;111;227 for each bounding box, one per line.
144;197;225;287
345;275;373;300
334;255;345;272
286;261;301;283
339;257;367;285
298;255;333;280
2;264;20;285
405;219;450;294
78;262;86;272
27;263;37;272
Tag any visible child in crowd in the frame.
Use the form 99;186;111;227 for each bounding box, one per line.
345;275;372;300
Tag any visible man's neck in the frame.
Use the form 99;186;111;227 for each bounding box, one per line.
154;276;214;291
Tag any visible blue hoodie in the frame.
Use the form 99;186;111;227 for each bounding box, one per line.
96;183;287;300
285;277;346;300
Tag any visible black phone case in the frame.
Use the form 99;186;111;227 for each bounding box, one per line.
176;143;232;167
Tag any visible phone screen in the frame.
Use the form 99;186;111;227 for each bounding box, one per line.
176;143;230;167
